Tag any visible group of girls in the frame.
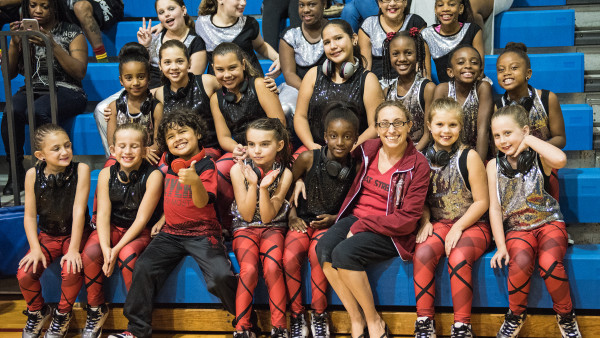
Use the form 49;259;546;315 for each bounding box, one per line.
13;1;582;338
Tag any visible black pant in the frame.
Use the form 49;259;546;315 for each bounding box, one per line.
262;0;300;51
316;216;398;271
124;232;237;338
1;86;87;159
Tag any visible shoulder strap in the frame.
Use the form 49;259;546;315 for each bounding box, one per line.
458;149;470;191
541;89;550;113
418;78;430;112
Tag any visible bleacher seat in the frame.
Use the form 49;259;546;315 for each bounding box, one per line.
562;104;593;151
494;10;575;48
559;168;600;223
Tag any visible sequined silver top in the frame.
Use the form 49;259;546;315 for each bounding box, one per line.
448;80;479;148
427;148;476;222
497;155;562;232
386;73;428;143
499;88;551;141
231;174;291;229
116;96;156;146
361;14;413;57
281;26;324;68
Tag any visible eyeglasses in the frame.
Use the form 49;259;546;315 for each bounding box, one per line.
376;121;409;129
379;0;406;3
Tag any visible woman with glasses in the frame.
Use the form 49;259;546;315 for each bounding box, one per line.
294;19;384;154
315;100;430;338
358;0;429;84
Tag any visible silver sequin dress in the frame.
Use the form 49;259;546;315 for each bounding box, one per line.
448;80;479;149
386;73;430;143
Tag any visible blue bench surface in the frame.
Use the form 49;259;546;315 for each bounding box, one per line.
559;168;600;223
34;244;600;310
494;10;574;49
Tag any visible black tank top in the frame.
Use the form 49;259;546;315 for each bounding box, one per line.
296;148;356;221
35;161;90;236
307;67;369;145
163;73;218;149
216;77;267;143
108;161;163;229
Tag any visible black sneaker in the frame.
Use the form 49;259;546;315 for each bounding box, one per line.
414;317;436;338
451;322;474;338
22;304;52;338
82;303;109;338
310;311;330;338
290;312;309;338
556;311;582;338
496;310;526;338
271;327;289;338
43;309;72;338
233;330;256;338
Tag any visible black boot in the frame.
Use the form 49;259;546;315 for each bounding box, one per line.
3;159;25;196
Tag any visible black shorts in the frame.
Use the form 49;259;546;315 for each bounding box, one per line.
315;216;399;271
71;0;123;31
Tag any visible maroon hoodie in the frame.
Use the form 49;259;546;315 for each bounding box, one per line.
337;138;430;261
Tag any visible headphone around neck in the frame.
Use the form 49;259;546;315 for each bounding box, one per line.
320;146;352;180
424;143;458;167
223;78;249;103
170;148;207;174
503;85;534;112
497;148;536;178
116;90;153;118
244;158;282;180
44;162;74;188
322;57;359;80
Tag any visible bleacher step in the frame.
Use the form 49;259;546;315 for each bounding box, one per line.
585;72;600;92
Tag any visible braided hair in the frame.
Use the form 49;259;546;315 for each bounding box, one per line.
382;28;427;83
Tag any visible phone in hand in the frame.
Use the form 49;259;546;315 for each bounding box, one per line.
21;19;39;31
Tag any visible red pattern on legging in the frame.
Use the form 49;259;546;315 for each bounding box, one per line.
505;220;572;316
233;227;287;330
293;146;308;160
413;222;491;323
283;228;328;315
81;227;151;306
17;232;88;312
216;153;235;232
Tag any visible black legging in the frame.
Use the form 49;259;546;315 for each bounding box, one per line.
262;0;301;51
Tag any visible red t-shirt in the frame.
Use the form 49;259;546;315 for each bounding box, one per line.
352;152;394;219
161;156;221;237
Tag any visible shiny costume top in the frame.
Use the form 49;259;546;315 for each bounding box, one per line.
420;23;480;83
296;148;355;221
163;73;218;149
216;77;267;144
108;161;163;229
308;67;369;145
115;95;159;146
448;80;479;148
148;30;203;89
497;154;562;232
281;26;326;79
498;87;551;141
427;148;481;223
231;172;291;230
386;73;429;143
35;161;90;236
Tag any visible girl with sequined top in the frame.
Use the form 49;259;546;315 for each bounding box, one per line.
95;0;206;157
277;0;328;123
230;118;293;338
17;124;91;338
284;103;361;338
433;45;492;160
154;40;222;158
383;30;435;151
495;42;566;200
196;0;281;77
487;105;582;338
105;43;164;166
81;124;163;338
295;19;384;153
358;0;429;83
209;42;286;232
420;0;484;83
412;98;490;338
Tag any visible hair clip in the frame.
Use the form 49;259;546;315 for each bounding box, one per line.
409;27;419;38
385;31;397;42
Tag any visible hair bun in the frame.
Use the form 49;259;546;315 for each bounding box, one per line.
119;42;150;62
504;42;527;53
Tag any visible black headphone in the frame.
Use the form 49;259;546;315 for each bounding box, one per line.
320;146;352;180
497;148;536;178
223;78;249;103
503;85;534;112
244;158;282;180
424;143;458;167
322;57;359;80
117;162;143;184
45;163;74;188
115;90;153;117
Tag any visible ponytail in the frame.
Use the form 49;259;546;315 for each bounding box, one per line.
199;0;218;16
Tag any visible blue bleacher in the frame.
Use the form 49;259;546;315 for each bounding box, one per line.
562;104;594;151
494;10;575;48
559;168;600;223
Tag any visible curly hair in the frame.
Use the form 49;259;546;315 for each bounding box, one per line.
156;108;208;153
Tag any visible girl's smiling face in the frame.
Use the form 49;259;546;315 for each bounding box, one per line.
246;128;284;169
491;115;529;158
435;0;464;25
159;46;190;84
447;47;481;84
322;24;357;65
428;109;462;151
389;36;417;78
496;51;532;92
34;131;73;172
